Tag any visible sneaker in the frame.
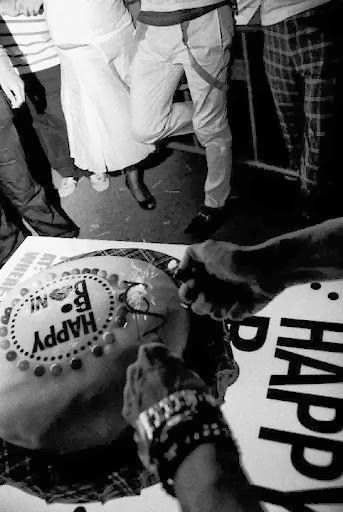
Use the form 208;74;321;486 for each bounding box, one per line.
58;177;78;198
90;173;110;192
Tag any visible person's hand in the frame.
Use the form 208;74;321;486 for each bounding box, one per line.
177;240;282;322
0;69;25;108
122;340;208;426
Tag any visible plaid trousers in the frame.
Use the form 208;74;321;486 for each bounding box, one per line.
263;1;340;191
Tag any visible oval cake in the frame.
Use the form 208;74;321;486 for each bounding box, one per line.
0;255;189;453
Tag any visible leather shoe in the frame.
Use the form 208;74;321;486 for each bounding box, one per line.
125;167;156;211
184;205;226;240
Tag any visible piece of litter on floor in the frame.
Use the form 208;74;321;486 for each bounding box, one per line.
97;231;110;237
165;190;180;194
90;223;100;230
163;220;171;225
152;179;163;189
185;164;192;171
119;187;127;192
125;216;131;222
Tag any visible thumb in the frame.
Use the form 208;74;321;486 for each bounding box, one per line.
2;86;16;108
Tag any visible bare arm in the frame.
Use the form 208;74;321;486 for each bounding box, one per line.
177;218;343;321
123;342;263;512
174;443;263;512
250;217;343;286
0;45;25;108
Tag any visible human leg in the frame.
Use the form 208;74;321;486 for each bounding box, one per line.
183;6;234;211
0;202;26;269
22;66;86;198
263;21;303;173
293;3;339;192
0;91;79;237
130;23;193;144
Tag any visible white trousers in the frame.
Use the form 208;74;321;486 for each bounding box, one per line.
130;5;234;208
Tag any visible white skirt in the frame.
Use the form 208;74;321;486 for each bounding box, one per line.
58;25;154;174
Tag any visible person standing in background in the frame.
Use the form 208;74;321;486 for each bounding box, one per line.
0;41;79;269
43;0;157;210
0;1;89;198
129;0;237;238
261;0;340;223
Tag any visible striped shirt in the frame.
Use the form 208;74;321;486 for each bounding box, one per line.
0;14;59;75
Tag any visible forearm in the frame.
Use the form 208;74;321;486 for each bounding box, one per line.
239;218;343;289
0;46;14;73
174;443;263;512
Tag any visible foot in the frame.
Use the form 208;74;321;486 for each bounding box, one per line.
125;166;156;210
90;173;110;192
184;205;226;240
58;177;78;198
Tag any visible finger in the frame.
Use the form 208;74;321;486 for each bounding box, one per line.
177;245;200;273
227;301;252;321
209;304;226;321
179;282;193;304
178;278;201;304
191;292;211;316
11;85;24;108
2;87;16;108
137;342;171;370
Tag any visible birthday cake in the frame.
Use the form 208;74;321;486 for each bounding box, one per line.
0;255;189;453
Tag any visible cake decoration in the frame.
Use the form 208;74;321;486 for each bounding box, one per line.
0;254;189;452
0;248;234;503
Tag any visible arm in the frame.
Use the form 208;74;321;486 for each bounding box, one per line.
174;443;263;512
246;217;343;286
122;342;263;512
177;218;343;321
0;46;25;108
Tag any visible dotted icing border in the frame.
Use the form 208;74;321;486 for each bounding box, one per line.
0;267;127;378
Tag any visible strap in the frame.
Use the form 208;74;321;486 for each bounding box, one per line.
181;20;229;92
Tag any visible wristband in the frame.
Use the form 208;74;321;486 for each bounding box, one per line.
134;390;237;495
155;408;238;496
134;390;218;474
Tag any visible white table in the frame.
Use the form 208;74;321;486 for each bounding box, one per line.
0;237;342;512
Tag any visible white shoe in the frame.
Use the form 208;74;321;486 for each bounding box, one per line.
90;173;110;192
59;177;78;198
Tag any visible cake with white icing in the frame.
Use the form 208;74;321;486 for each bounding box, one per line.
0;255;189;453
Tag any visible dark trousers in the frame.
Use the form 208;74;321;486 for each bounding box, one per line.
15;65;88;179
0;91;79;267
263;1;340;192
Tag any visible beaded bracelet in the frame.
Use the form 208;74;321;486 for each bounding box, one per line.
154;408;238;496
134;390;238;496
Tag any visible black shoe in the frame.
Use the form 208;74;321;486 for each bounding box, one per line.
125;167;156;211
184;205;225;239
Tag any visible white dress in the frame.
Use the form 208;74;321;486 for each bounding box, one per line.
44;0;154;174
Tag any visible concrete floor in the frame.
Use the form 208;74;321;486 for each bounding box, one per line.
53;145;299;249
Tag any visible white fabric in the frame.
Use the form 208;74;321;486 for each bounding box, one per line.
44;0;154;174
43;0;132;45
235;0;260;25
140;0;221;11
0;14;59;74
57;26;154;174
131;5;234;208
236;0;330;25
261;0;330;25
